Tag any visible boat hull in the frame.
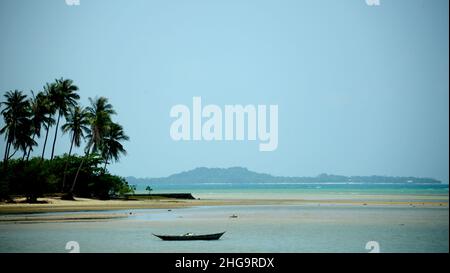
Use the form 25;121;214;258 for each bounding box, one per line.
153;232;225;241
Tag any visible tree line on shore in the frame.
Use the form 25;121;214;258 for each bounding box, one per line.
0;78;132;201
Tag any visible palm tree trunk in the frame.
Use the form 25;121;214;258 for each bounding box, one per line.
103;149;110;173
103;160;108;173
26;133;36;162
26;146;32;161
7;147;18;160
3;136;9;163
70;143;92;195
70;153;88;195
62;134;75;192
6;142;12;161
68;135;74;156
50;113;61;160
41;123;50;160
3;139;10;170
70;154;85;194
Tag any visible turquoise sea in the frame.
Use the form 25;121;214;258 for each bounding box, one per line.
134;182;449;199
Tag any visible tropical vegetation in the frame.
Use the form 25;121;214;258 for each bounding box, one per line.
0;78;132;201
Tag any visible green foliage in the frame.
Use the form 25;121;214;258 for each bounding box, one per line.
0;154;133;200
92;174;134;199
0;171;9;200
0;79;130;202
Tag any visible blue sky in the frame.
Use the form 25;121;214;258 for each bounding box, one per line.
0;0;448;182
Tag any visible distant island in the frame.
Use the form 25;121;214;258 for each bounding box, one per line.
126;167;442;185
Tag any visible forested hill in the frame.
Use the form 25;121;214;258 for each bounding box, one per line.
126;167;442;185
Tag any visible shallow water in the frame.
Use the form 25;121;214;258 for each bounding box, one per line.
0;205;448;253
136;183;449;200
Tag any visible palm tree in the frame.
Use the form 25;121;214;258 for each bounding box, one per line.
0;90;33;166
62;106;90;157
24;91;54;161
49;78;79;160
69;97;116;197
61;106;90;192
17;119;36;161
102;122;129;173
41;83;57;160
85;97;116;154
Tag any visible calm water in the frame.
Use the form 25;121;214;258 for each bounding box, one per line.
0;184;448;253
0;205;448;253
136;183;449;199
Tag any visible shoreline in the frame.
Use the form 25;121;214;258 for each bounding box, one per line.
0;195;448;216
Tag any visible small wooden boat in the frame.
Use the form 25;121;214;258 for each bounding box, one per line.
153;232;225;241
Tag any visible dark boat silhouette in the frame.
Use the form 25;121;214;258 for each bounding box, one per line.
153;232;225;241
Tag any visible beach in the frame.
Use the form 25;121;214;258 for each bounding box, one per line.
0;203;448;253
0;192;448;215
1;189;448;253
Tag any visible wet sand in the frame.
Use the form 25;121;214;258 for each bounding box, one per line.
0;195;448;252
0;193;447;217
0;204;448;252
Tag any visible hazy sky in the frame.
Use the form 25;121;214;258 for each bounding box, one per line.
0;0;448;182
